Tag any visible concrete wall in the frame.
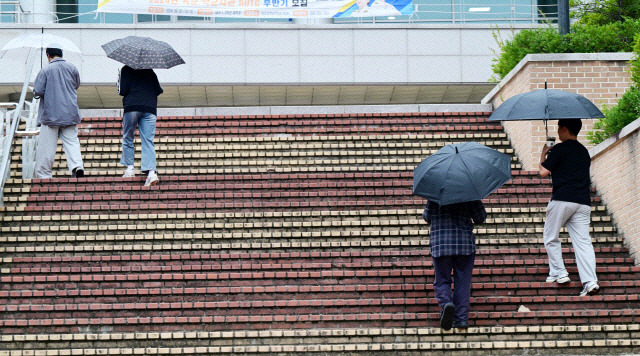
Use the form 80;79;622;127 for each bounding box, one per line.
0;23;528;86
590;118;640;265
482;53;633;171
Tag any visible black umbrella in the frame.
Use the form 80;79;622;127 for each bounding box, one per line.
413;142;512;206
488;85;605;137
101;36;185;70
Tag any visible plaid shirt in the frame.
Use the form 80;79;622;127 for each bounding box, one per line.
423;200;487;257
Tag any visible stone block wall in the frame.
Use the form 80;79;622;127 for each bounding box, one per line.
482;53;633;171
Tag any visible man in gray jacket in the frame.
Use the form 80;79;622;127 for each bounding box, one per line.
33;47;84;178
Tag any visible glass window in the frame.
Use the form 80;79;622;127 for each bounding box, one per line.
76;0;133;23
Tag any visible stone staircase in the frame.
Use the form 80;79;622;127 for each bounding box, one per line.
1;111;639;355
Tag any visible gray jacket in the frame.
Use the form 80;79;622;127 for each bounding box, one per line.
33;58;81;127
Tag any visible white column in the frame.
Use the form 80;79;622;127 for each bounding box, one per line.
20;0;55;23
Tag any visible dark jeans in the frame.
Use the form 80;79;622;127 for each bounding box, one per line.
432;253;475;322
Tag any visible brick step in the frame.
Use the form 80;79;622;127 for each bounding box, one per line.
68;127;504;140
2;308;639;333
3;287;639;313
7;162;523;180
6;179;552;202
7;172;553;191
12;138;512;157
0;205;613;226
5;280;639;303
12;149;517;168
6;163;519;179
5;182;568;204
1;324;638;356
0;222;618;243
3;265;638;290
4;199;569;215
76;113;495;126
0;236;626;256
71;122;504;138
16;132;509;147
3;256;635;276
3;169;543;188
3;293;639;320
3;247;628;267
0;208;614;225
5;190;602;210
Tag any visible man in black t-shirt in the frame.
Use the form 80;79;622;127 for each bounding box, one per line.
539;119;600;297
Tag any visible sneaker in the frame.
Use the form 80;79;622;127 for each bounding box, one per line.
144;172;159;186
122;167;135;178
71;168;84;178
440;303;455;331
579;282;600;297
546;275;570;284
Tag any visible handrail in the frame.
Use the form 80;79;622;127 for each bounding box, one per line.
0;47;38;206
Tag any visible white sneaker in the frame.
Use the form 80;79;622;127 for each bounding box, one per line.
546;275;570;284
579;282;600;297
144;172;159;186
122;167;135;178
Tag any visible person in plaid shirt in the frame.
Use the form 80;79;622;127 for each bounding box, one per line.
423;200;487;330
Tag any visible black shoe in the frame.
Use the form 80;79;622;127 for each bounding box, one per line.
452;320;469;329
72;168;84;178
440;303;455;331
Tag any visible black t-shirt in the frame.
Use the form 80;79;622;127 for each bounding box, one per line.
541;139;591;206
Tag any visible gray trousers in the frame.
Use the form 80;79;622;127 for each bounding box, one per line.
35;124;84;178
543;200;598;285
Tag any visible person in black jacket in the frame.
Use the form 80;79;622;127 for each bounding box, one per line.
118;66;163;186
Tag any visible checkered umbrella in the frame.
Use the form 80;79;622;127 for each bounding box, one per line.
101;36;185;70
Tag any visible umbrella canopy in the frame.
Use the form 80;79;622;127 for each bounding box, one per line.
101;36;185;70
413;142;512;206
0;33;82;58
488;89;605;122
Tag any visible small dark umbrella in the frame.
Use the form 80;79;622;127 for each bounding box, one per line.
101;36;185;70
488;86;605;137
413;142;512;206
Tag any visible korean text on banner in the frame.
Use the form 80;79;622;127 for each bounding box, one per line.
97;0;413;18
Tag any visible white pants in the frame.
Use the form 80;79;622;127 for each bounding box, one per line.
543;200;598;285
35;124;84;178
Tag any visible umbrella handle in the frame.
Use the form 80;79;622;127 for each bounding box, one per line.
544;120;549;138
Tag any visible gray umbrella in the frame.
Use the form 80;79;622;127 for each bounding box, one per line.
488;88;605;136
413;142;512;205
101;36;185;70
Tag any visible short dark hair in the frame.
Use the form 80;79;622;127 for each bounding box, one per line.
558;119;582;136
46;47;63;58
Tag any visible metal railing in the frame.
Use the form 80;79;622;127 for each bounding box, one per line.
0;0;26;23
1;1;558;25
0;95;40;205
0;46;40;206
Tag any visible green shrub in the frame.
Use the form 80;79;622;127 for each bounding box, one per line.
631;33;640;84
568;20;640;53
571;0;640;26
588;34;640;144
491;27;567;80
491;19;640;80
587;85;640;144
